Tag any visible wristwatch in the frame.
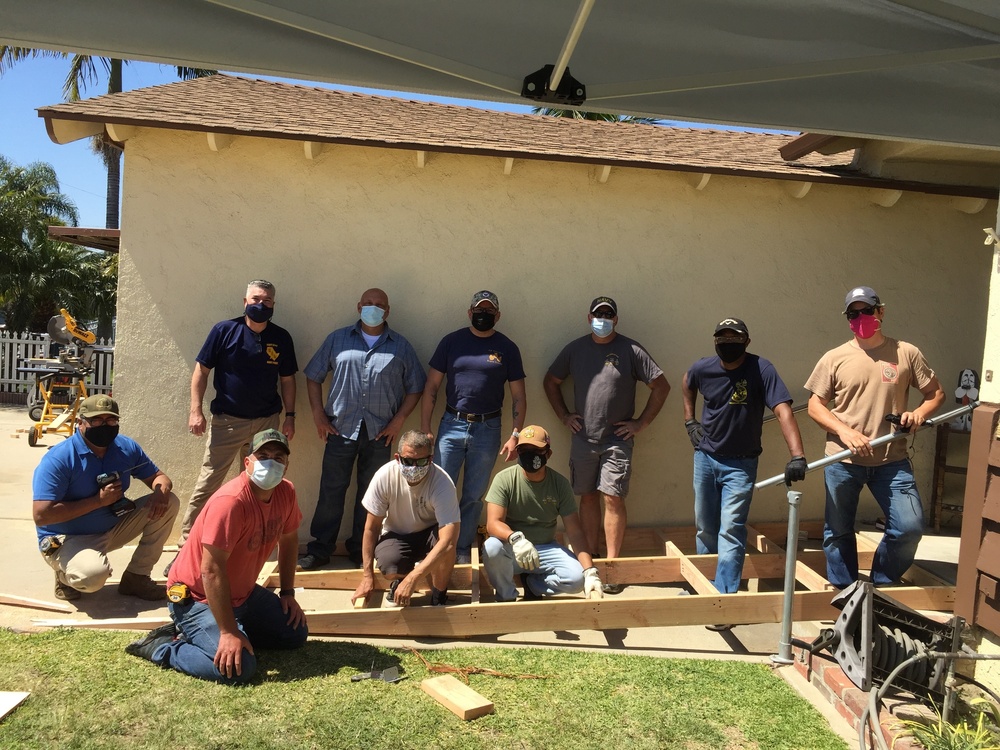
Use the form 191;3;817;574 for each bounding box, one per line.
511;430;520;438
279;588;296;597
285;412;296;418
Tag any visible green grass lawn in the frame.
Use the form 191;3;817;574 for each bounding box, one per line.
0;628;847;749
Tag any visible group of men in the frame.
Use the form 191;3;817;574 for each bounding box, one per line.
32;278;945;682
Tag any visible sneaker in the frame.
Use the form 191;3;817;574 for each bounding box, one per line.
162;553;177;578
385;579;401;608
125;623;177;662
602;583;625;595
455;551;472;565
430;587;449;606
296;554;329;571
118;571;166;601
54;572;81;601
706;623;733;632
519;573;541;601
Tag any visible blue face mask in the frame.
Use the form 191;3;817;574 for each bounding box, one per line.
591;318;614;338
360;305;385;327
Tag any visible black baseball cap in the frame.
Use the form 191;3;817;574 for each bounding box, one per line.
714;317;749;337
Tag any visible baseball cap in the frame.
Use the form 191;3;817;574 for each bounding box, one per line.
516;425;551;450
714;317;749;337
251;428;290;455
471;290;499;309
843;286;881;313
79;394;119;419
590;296;617;315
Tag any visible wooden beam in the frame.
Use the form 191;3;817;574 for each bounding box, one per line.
0;593;73;613
687;173;711;191
785;181;812;199
416;150;426;168
421;675;494;720
951;197;988;215
665;541;718;595
597;165;612;183
502;157;514;175
105;123;136;142
470;545;481;604
869;188;902;207
256;559;279;587
45;117;103;144
795;561;832;591
207;132;233;152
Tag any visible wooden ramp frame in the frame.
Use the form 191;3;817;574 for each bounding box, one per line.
35;522;955;636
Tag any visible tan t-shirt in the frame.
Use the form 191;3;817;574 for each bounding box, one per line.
804;337;936;466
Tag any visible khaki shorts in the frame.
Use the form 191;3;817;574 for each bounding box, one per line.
569;438;633;498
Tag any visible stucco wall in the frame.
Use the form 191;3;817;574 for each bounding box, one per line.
113;128;993;546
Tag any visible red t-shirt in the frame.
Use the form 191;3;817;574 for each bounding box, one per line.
168;473;301;606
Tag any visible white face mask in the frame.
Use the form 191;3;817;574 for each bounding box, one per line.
399;462;431;484
247;458;286;490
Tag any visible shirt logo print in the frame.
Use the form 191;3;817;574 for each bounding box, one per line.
266;344;279;362
604;353;620;369
881;363;899;383
730;379;748;405
488;351;503;364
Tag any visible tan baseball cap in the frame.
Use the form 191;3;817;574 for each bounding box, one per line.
516;425;550;450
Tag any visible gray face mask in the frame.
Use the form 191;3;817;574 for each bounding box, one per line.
399;462;431;484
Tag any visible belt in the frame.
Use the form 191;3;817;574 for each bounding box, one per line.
446;405;502;422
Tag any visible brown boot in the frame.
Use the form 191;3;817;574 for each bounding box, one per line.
54;572;81;601
118;570;166;601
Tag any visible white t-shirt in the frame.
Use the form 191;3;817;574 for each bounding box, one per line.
361;461;460;535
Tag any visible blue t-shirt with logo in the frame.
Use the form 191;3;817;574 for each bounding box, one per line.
429;328;525;414
196;317;298;419
685;353;792;457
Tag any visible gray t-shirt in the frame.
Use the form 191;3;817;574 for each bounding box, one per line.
361;461;460;535
548;333;664;443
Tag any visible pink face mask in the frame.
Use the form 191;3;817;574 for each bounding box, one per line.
849;313;880;339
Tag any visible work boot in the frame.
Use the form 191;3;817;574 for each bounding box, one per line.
430;587;449;606
384;579;401;608
118;571;166;601
519;573;541;601
125;623;177;662
296;554;329;571
54;572;81;601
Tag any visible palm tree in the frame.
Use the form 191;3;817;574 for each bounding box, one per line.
0;48;215;229
533;107;661;125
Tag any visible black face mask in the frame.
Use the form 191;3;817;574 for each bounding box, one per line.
85;423;119;448
715;343;747;364
245;303;274;323
518;450;548;472
471;311;496;332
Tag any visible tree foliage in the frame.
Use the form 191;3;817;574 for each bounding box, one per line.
0;155;111;333
533;107;661;125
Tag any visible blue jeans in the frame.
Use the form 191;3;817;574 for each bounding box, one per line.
155;585;308;684
435;412;502;557
823;459;923;588
482;536;584;602
307;422;391;560
693;451;758;594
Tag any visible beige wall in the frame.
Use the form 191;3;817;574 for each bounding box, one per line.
113;127;993;544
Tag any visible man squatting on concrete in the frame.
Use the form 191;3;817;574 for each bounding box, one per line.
421;290;526;564
174;279;297;574
482;425;604;601
298;287;426;571
351;430;459;607
806;285;944;589
33;394;179;601
125;429;307;683
682;317;806;609
543;296;670;593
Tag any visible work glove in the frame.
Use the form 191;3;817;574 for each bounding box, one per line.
684;419;704;448
508;531;539;570
784;455;808;485
583;566;604;599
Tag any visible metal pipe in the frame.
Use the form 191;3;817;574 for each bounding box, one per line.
770;489;802;665
755;402;977;490
548;0;596;92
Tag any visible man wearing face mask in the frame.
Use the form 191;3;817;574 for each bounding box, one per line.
350;431;459;607
682;318;806;618
543;296;670;592
806;286;945;589
175;279;298;574
420;290;526;565
32;394;179;601
126;429;307;683
298;288;426;571
482;425;603;601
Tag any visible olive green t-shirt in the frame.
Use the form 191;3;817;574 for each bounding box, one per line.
485;465;577;545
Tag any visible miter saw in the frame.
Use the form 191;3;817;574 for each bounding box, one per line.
17;309;112;447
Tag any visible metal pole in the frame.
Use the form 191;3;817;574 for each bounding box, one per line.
770;489;801;665
548;0;596;92
755;402;977;490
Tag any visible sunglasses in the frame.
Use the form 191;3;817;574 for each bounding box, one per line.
591;310;616;319
845;306;877;320
399;455;432;467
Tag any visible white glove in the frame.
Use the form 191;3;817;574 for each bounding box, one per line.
509;531;539;570
583;567;604;599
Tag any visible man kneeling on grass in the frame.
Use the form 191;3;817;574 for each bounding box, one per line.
351;430;460;607
125;429;307;684
482;425;604;602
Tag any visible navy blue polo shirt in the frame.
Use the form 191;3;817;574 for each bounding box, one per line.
428;328;525;414
196;317;298;419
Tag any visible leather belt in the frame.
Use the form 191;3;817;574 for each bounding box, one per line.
446;405;502;422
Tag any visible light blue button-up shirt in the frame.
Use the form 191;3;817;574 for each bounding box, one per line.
304;322;426;441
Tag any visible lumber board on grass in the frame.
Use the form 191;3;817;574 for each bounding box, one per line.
0;692;29;721
0;593;73;613
421;675;494;720
33;615;169;630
